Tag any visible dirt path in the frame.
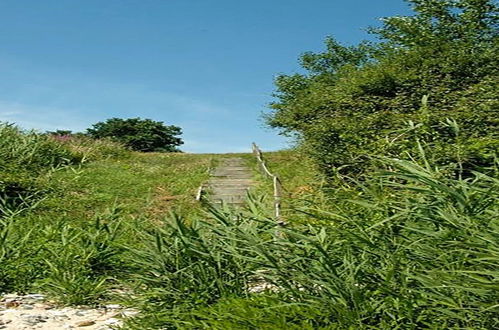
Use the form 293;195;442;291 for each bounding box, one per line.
206;157;253;206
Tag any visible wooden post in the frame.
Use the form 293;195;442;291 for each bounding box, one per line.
252;143;285;225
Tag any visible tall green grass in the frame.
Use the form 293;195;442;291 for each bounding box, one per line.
0;123;133;295
38;209;125;305
0;123;79;217
127;154;498;329
2;122;497;328
0;123;80;171
0;201;126;298
0;123;130;217
57;135;131;162
0;126;211;300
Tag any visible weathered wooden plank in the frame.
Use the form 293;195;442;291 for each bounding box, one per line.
202;157;253;206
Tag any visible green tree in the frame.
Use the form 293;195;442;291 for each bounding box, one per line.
87;118;183;152
266;0;498;177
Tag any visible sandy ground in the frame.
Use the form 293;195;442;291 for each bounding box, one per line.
0;294;138;329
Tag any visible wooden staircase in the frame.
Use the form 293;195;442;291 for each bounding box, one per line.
205;157;252;206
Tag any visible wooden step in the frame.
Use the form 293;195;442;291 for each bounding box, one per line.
204;157;253;207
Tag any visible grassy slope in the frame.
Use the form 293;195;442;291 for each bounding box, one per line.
6;144;497;328
133;147;498;329
38;152;215;222
248;149;333;223
2;151;216;297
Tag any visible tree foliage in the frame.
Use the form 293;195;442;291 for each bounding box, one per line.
87;118;183;152
266;0;498;177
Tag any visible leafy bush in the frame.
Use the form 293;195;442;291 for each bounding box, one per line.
87;117;183;152
266;0;498;178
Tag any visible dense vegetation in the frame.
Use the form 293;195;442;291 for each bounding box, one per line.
127;0;497;328
1;0;498;329
0;124;211;301
127;154;498;329
0;123;118;218
265;0;498;178
3;123;495;328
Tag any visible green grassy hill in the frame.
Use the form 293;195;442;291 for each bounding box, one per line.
1;125;498;329
1;125;218;301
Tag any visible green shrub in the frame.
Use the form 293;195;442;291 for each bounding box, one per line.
87;117;183;152
266;0;498;178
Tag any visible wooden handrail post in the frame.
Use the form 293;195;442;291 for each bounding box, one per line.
252;143;285;225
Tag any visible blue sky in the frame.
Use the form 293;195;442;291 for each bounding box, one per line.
0;0;411;153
